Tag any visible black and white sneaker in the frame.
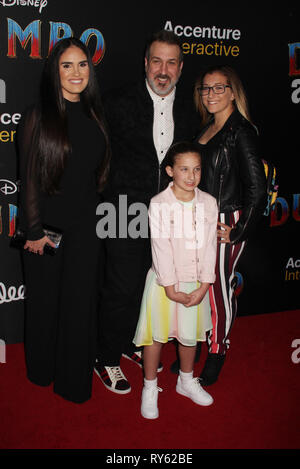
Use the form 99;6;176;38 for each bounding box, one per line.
122;351;163;372
94;363;131;394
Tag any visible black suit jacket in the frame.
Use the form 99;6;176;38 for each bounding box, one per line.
102;81;200;206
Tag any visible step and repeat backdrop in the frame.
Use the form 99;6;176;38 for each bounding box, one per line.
0;2;299;342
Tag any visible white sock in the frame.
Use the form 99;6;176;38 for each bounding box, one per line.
144;377;157;388
179;370;193;382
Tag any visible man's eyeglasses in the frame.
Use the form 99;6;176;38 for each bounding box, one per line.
197;84;232;96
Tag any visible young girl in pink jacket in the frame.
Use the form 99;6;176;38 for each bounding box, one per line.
133;141;218;419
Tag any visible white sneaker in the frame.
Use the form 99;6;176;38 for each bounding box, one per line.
141;385;162;419
176;376;213;406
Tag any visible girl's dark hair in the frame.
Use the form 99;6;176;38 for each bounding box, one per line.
33;37;110;194
160;141;202;190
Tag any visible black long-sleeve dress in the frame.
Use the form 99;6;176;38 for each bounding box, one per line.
18;99;106;403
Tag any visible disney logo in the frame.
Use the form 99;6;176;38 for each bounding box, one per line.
0;0;48;14
0;179;18;195
0;282;25;304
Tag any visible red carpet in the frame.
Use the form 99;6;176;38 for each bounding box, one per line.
0;310;299;450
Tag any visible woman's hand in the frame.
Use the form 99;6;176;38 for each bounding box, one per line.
217;221;232;243
24;236;56;255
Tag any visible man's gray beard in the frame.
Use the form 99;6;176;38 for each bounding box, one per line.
147;77;176;97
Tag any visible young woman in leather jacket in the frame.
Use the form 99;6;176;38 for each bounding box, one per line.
193;65;266;385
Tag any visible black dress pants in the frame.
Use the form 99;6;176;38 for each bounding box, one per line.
97;236;151;366
23;218;100;403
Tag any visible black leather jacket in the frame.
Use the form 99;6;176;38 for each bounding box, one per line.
197;109;267;244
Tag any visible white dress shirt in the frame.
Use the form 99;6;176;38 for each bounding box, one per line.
146;80;175;164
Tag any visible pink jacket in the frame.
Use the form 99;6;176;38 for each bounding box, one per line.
149;183;218;286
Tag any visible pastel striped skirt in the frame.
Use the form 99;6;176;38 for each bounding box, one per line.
133;269;212;347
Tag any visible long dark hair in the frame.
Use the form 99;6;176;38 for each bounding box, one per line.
34;37;110;194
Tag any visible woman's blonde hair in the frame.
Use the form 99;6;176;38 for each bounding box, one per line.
194;65;252;126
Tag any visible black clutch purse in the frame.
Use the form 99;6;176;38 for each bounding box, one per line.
11;226;62;255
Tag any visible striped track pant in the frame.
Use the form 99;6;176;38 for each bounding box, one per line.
208;211;245;355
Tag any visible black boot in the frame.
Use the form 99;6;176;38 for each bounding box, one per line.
199;353;225;386
170;342;202;374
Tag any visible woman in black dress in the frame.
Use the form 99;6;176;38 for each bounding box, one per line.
18;38;110;403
